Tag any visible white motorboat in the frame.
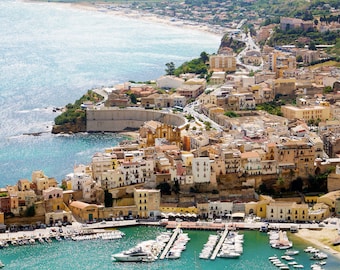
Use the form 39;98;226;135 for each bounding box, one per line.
217;250;241;258
0;260;4;268
112;246;155;262
285;249;299;256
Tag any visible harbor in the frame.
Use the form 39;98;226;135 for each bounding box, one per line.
1;225;340;269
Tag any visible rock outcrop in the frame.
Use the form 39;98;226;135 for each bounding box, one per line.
51;117;86;134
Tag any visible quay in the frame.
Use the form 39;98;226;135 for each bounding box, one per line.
159;226;181;260
165;221;225;230
210;228;229;260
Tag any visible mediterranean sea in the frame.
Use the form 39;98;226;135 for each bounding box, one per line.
0;0;220;186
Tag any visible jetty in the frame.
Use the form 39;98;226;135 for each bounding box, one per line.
159;226;181;260
210;228;229;260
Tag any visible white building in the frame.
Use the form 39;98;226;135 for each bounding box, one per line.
192;157;211;183
64;172;93;191
209;201;233;219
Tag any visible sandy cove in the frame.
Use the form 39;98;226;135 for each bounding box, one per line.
294;228;340;259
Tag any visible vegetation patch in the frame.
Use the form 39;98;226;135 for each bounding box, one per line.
54;90;103;126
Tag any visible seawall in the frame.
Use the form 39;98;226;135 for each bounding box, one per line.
86;108;186;132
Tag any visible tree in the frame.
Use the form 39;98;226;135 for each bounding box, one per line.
323;86;333;94
104;190;113;207
25;205;35;217
129;93;137;104
296;55;303;62
309;41;317;51
156;182;171;195
173;179;180;194
296;41;305;48
200;51;209;63
165;62;175;75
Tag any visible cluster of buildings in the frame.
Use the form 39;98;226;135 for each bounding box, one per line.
2;4;340;229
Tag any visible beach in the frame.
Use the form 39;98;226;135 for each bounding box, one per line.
69;2;227;37
294;227;340;259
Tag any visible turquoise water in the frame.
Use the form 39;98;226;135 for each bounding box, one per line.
1;226;339;269
0;0;220;186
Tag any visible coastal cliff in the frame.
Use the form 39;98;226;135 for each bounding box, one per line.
52;117;86;134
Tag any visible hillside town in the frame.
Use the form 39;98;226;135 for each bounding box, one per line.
1;1;340;233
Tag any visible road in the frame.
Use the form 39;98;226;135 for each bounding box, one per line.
184;101;224;132
235;32;263;72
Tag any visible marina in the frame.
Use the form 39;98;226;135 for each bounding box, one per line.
0;226;340;269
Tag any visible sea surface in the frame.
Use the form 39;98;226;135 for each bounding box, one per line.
0;0;220;186
1;226;340;269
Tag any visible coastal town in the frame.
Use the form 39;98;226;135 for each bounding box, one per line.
1;0;340;268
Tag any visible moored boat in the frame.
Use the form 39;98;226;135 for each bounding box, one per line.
285;249;299;256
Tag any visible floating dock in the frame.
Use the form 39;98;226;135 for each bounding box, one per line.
210;228;229;260
159;226;181;260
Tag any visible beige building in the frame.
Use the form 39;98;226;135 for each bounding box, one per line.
69;201;101;222
32;170;58;194
266;201;329;222
273;78;296;97
209;54;236;72
156;75;184;89
277;140;315;180
281;104;331;122
317;190;340;212
134;188;161;218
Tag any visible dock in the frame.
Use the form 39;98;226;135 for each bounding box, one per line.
159;226;181;260
210;228;229;260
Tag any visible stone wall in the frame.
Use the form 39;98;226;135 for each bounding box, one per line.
86;108;186;132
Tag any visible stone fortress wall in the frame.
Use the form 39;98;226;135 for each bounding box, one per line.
86;108;186;132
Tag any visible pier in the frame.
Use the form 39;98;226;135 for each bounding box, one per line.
210;228;229;260
159;226;181;260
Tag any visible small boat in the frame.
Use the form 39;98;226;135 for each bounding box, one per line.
292;264;304;268
166;250;181;259
311;252;328;260
45;237;52;243
218;251;241;258
55;235;62;241
281;255;294;261
0;260;5;268
285;249;299;256
288;261;297;265
280;266;289;270
29;238;36;245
